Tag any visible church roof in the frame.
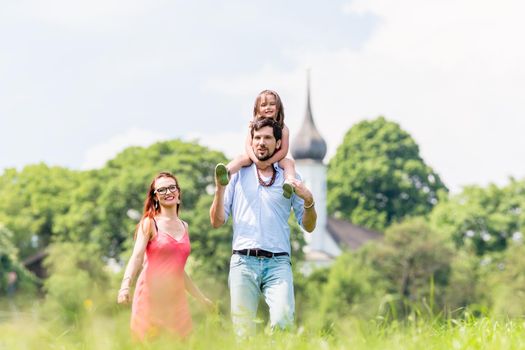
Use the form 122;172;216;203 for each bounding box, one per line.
304;249;336;262
327;217;382;250
291;73;327;162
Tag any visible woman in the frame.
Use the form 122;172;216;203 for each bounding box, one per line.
117;171;212;340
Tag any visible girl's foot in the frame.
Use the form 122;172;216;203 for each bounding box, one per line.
282;181;294;199
215;163;230;186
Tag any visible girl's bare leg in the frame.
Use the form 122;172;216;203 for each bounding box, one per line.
279;158;296;199
227;154;252;175
215;154;252;186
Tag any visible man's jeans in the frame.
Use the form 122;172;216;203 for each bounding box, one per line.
228;253;295;337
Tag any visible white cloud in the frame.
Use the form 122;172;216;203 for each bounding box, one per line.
2;0;524;195
332;0;525;192
185;130;246;160
6;0;150;27
207;0;525;192
81;128;167;170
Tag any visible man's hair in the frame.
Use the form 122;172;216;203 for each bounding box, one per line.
250;117;282;141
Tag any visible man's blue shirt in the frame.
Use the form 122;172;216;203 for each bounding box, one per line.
223;163;305;254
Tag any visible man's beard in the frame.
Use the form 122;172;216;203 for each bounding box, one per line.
256;148;274;161
256;153;272;161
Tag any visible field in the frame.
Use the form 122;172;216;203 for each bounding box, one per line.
2;304;525;350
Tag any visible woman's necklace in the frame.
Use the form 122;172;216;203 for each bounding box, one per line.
256;166;276;187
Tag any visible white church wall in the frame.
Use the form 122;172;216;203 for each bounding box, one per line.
296;160;341;257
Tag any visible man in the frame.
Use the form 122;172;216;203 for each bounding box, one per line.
210;117;317;336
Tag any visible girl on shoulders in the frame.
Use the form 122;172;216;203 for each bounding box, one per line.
215;90;297;198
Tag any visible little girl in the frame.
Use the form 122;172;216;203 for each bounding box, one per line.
215;89;297;198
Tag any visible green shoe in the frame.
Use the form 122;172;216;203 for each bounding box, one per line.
215;163;230;186
282;182;294;199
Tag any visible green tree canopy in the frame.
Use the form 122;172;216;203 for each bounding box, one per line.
486;242;525;317
327;117;447;231
0;224;37;295
0;138;312;295
430;178;525;255
369;217;453;315
0;140;226;261
306;250;385;330
43;242;109;324
0;164;81;259
74;139;226;259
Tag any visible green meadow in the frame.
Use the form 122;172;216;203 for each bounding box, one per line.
3;121;525;349
2;304;525;350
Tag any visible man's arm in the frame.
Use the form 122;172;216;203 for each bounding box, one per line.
300;199;317;232
289;178;317;232
210;175;227;228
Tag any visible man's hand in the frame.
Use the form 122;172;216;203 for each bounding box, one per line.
288;178;313;205
210;169;227;228
288;178;317;232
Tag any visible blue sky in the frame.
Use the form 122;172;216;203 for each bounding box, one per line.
1;0;524;192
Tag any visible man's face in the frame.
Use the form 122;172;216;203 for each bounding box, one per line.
251;126;281;161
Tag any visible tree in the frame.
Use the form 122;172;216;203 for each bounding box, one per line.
43;242;108;324
80;139;227;259
369;217;453;316
311;250;385;330
442;250;485;314
327;117;447;231
0;138;309;303
0;224;37;295
487;242;525;317
430;178;525;255
0;164;81;259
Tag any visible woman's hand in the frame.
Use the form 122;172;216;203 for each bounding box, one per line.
117;288;131;305
200;297;215;312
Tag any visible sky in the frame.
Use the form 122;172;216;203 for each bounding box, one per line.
1;0;524;193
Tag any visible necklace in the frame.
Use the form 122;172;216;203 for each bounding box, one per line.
256;166;276;187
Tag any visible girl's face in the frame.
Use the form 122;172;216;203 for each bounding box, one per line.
257;93;278;119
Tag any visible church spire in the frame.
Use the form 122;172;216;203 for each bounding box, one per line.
291;70;327;162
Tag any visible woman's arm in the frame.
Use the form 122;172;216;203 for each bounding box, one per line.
117;218;151;304
184;271;213;310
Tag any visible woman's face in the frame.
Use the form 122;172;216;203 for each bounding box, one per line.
154;176;179;208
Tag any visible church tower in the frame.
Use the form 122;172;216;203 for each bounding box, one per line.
292;73;342;263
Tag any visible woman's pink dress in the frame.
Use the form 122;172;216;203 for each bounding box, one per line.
131;220;192;339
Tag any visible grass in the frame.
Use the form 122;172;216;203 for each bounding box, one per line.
2;303;525;350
